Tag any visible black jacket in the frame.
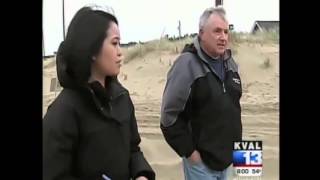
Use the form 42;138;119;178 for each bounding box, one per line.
160;37;242;171
43;80;155;180
43;44;155;180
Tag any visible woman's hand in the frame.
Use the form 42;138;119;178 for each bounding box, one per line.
135;176;148;180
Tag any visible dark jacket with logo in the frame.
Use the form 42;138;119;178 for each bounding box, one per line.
43;46;155;180
160;37;242;171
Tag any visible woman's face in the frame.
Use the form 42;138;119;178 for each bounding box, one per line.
92;21;122;77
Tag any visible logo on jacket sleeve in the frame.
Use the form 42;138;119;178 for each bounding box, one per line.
232;78;241;84
102;174;111;180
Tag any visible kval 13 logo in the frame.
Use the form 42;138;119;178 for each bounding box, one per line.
233;141;263;177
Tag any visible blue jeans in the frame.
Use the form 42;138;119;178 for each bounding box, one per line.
182;158;232;180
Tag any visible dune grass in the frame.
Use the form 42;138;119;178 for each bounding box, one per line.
230;30;279;44
122;37;193;64
122;31;278;64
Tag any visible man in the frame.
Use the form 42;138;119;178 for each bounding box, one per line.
160;6;242;180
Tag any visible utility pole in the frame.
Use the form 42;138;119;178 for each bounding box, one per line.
42;29;45;57
216;0;223;6
178;20;181;39
62;0;66;40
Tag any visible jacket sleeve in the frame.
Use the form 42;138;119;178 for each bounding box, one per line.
160;54;198;158
160;98;195;158
43;100;82;180
129;98;156;180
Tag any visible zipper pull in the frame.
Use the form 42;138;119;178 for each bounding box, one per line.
108;96;113;111
108;101;113;111
222;82;226;93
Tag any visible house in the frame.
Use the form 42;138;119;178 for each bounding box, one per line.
251;21;279;34
213;0;278;33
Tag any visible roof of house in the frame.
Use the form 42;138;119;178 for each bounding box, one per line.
251;20;279;33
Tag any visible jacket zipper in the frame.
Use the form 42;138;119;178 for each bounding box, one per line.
222;82;226;93
204;62;227;93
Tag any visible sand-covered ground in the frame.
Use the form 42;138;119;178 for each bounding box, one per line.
43;37;279;179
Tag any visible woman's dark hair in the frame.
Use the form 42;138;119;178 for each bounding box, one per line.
56;5;118;89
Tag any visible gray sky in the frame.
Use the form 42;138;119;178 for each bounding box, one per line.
43;0;279;56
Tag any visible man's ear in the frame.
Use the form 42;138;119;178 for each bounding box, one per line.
199;29;204;37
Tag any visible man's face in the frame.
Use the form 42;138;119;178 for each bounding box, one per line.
199;14;229;57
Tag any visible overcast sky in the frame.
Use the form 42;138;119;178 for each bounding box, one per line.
43;0;279;55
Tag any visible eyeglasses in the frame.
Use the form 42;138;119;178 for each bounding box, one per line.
85;4;115;16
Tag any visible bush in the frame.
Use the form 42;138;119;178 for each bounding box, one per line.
123;37;193;63
261;57;271;69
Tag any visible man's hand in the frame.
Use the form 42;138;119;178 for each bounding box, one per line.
187;150;202;165
135;176;148;180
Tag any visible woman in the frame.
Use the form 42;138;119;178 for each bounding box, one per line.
43;5;155;180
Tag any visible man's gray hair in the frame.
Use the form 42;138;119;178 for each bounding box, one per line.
199;6;227;30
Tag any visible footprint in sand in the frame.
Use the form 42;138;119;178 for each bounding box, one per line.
158;79;165;84
131;91;139;96
136;66;143;70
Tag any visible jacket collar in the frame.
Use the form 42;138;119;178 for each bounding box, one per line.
87;77;128;124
